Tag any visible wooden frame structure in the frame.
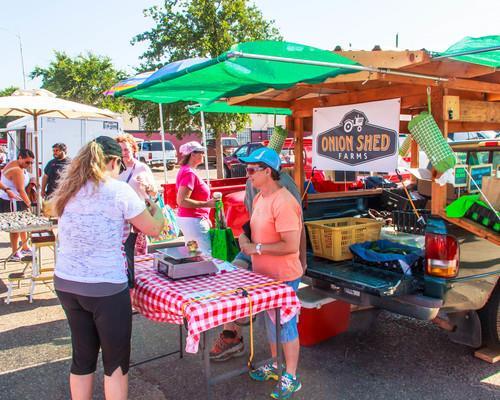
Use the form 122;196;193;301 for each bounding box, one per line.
227;50;500;244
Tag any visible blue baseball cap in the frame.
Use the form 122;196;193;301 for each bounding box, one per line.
239;147;281;172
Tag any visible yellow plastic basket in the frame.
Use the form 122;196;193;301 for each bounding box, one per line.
305;217;382;261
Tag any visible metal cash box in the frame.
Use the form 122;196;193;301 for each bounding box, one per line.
154;246;218;280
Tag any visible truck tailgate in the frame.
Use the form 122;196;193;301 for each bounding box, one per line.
306;253;420;297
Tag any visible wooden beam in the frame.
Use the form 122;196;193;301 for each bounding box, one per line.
336;50;429;69
443;78;500;94
229;98;292;109
227;89;275;105
374;73;500;94
404;60;496;79
457;100;500;123
308;188;383;200
447;121;500;133
487;93;500;101
431;88;447;215
439;212;500;246
291;84;425;116
294;117;304;198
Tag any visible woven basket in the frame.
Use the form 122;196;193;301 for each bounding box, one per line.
305;217;382;261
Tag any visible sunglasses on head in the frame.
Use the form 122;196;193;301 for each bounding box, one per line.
192;150;204;154
246;165;266;175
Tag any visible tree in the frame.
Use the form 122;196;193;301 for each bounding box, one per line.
132;0;281;177
0;86;19;129
30;51;128;113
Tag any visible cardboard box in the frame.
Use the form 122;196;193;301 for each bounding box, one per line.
417;179;457;201
481;176;500;210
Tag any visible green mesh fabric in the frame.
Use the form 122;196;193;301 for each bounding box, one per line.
408;112;456;173
438;36;500;67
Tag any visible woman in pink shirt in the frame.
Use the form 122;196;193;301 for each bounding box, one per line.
176;141;216;254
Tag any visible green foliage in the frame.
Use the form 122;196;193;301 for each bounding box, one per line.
131;0;282;135
0;86;19;129
30;51;128;113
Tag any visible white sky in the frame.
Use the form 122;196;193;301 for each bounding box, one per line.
0;0;498;90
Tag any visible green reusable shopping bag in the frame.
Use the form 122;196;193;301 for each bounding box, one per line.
408;90;456;173
209;201;239;262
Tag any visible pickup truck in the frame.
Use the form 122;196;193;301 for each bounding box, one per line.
304;139;500;350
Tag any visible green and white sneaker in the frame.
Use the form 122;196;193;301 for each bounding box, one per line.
249;362;280;382
270;372;301;399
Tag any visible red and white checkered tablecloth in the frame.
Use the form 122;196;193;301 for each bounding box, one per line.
131;254;301;354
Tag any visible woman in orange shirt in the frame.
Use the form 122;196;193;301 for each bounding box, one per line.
239;147;303;399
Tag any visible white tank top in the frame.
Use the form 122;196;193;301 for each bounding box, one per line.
0;167;31;201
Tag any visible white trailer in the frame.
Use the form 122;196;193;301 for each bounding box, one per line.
5;115;123;168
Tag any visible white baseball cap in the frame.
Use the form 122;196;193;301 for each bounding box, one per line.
179;141;206;156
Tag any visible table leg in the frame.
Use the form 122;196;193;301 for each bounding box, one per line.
275;308;282;400
179;325;184;359
203;331;212;400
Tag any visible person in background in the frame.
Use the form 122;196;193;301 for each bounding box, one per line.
52;136;164;400
176;141;216;254
240;147;303;399
41;142;70;199
0;148;35;261
116;134;157;256
210;170;307;363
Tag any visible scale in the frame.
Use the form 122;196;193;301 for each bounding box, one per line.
154;246;218;280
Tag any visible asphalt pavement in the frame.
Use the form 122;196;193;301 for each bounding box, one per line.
0;166;498;399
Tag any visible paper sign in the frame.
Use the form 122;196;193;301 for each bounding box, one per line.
468;164;492;193
313;99;400;172
453;164;468;188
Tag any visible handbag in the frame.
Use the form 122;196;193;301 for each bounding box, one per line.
148;194;180;245
209;200;239;262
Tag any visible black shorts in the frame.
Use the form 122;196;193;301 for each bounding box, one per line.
0;198;28;213
56;288;132;376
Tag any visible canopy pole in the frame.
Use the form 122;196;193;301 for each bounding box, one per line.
33;112;41;216
432;45;500;60
158;103;167;184
227;51;450;82
200;111;210;184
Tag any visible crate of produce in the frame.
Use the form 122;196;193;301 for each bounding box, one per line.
381;189;427;212
392;210;430;235
305;217;382;261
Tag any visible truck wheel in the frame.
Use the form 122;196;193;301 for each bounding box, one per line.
478;283;500;350
139;157;146;163
167;164;174;170
224;166;231;178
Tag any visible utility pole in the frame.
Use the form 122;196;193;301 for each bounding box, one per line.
0;28;27;89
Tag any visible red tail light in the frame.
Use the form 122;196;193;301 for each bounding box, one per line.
148;152;152;160
425;233;459;278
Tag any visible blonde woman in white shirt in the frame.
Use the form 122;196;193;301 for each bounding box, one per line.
51;136;164;400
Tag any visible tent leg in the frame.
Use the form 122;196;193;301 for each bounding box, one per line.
33;113;41;216
200;111;210;185
159;104;168;184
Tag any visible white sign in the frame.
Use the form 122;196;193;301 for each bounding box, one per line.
312;99;400;172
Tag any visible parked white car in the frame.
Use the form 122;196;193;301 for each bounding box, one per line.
137;140;177;170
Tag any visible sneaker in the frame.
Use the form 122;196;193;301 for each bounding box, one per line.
21;249;32;256
270;372;302;399
209;332;244;362
8;253;23;262
249;362;280;382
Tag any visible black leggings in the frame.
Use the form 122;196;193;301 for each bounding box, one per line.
57;288;132;376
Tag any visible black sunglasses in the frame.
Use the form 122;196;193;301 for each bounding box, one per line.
118;158;127;174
